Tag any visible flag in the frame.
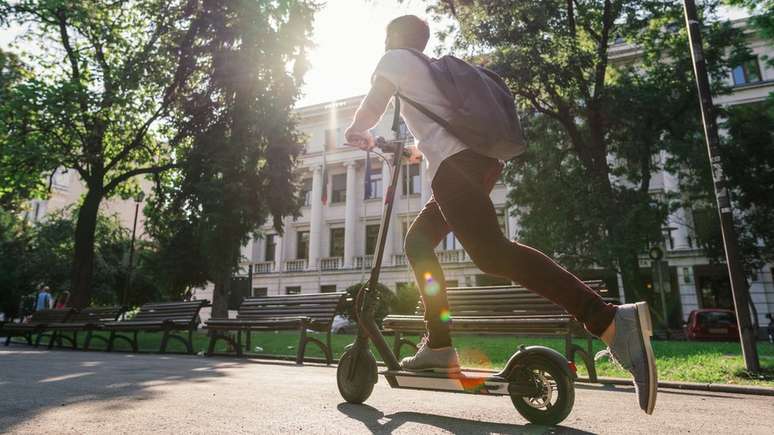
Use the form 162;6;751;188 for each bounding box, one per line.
364;150;372;200
321;149;328;205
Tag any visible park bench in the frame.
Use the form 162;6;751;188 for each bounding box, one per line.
103;300;209;354
44;306;127;350
205;292;346;364
382;280;611;382
2;308;74;347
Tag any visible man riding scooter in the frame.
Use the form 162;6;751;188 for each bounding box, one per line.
344;14;658;415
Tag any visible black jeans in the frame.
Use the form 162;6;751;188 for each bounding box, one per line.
404;150;617;345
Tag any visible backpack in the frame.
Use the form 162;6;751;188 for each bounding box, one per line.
396;49;527;161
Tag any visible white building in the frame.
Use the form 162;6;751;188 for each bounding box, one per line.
235;19;774;331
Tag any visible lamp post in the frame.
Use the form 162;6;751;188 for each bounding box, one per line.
682;0;759;371
122;191;145;306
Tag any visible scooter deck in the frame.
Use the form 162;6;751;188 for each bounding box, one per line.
380;369;511;395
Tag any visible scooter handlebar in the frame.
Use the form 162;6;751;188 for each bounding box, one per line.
342;137;411;157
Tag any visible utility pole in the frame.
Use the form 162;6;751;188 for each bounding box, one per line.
682;0;760;371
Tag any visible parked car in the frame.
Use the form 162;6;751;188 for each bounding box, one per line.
331;315;358;334
683;309;739;341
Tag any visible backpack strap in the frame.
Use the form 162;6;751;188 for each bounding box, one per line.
396;91;472;148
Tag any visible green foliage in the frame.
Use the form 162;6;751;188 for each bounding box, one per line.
0;0;214;305
390;283;421;315
685;100;774;270
0;209;34;318
341;282;395;327
431;1;749;301
145;0;315;318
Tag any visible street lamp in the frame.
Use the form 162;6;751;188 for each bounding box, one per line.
122;191;145;306
682;0;759;371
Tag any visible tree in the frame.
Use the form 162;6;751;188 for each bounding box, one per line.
0;0;209;307
429;1;747;303
146;0;315;319
0;48;49;211
0;209;34;319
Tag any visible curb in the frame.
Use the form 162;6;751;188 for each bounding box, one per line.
576;376;774;397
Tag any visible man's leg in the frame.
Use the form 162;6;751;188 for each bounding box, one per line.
431;151;616;335
432;150;656;414
404;195;453;348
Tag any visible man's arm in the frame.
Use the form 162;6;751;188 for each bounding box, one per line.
345;76;396;149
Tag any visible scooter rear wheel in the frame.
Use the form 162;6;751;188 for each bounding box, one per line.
337;346;377;404
510;358;575;426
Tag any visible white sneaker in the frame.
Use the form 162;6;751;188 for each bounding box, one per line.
400;336;461;374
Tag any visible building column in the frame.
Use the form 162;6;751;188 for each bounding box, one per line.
274;216;285;273
343;161;358;268
382;163;396;266
420;160;431;205
616;272;627;304
676;265;700;321
662;152;691;250
507;206;519;240
309;165;323;270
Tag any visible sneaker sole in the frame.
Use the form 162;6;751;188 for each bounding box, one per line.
635;301;658;415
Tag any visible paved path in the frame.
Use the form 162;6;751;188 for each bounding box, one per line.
1;348;772;434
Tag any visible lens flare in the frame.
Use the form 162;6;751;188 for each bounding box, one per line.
424;272;433;281
439;309;451;323
425;281;440;296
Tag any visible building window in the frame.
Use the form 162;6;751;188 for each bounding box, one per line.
286;286;301;295
321;285;337;293
331;173;346;203
296;230;309;260
252;287;268;297
366;170;383;199
446;280;459;288
397;120;410;140
325;128;339;150
732;57;762;86
330;227;345;257
265;234;276;262
402;163;421;195
301;178;312;206
441;233;458;251
365;224;380;255
496;209;507;236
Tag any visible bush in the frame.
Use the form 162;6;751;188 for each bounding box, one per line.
342;282;394;327
390;283;420;315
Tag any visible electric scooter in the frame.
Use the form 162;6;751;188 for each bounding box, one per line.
337;136;577;426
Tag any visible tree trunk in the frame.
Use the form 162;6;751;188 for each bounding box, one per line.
210;267;232;320
69;187;103;309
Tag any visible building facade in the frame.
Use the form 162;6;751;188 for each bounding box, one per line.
237;20;774;330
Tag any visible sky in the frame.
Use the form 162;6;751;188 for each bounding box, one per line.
296;0;438;107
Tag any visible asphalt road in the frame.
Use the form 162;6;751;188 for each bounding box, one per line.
1;347;772;434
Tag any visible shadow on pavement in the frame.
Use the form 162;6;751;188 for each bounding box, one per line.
0;347;233;432
337;403;597;435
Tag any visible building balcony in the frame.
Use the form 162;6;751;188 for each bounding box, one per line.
319;257;343;271
436;249;470;264
393;254;408;266
354;255;374;269
284;259;308;272
252;261;275;274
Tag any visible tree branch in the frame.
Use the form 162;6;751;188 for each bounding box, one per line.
104;162;178;194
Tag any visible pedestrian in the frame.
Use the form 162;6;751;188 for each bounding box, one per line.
344;15;657;415
35;286;52;311
54;290;71;309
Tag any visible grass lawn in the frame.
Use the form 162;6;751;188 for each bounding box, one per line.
43;329;774;387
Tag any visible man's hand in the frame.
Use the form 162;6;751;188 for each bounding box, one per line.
406;145;423;164
344;128;375;151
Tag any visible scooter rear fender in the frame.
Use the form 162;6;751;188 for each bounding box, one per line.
496;345;576;381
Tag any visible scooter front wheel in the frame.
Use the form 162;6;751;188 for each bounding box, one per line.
510;358;575;426
337;346;378;404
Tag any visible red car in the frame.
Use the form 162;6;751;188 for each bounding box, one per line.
684;309;739;341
